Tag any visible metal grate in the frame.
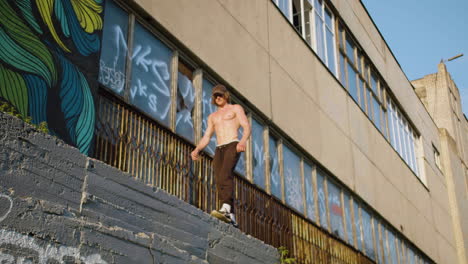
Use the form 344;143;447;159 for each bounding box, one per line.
93;91;375;264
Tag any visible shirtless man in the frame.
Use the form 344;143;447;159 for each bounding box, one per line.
191;84;251;226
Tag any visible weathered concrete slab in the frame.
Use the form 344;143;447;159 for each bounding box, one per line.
0;112;279;263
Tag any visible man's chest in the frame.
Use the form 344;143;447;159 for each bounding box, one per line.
213;110;237;125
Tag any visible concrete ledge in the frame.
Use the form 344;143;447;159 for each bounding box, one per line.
0;111;279;263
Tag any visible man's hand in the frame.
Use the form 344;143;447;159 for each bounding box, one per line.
191;149;200;161
236;141;246;152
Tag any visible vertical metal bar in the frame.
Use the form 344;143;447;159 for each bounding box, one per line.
135;114;140;180
109;99;116;165
170;51;179;132
161;130;166;190
246;113;253;183
311;165;319;224
137;115;143;181
264;127;271;195
278;139;285;203
193;69;203;144
110;102;116;167
122;106;129;172
166;135;170;192
351;198;358;249
143;118;150;184
148;121;154;186
300;158;307;219
102;99;109;164
341;189;349;247
132;111;137;179
155;126;160;188
123;14;135;102
300;0;305;37
111;103;119;168
97;97;104;162
126;110;133;175
174;139;178;197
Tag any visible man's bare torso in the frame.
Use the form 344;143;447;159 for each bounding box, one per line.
211;104;240;146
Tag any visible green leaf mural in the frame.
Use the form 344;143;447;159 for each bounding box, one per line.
16;0;43;34
24;74;48;124
0;0;57;86
0;0;103;155
56;51;95;155
36;0;71;52
0;64;28;117
54;0;71;37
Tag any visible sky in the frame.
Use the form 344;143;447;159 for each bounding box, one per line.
360;0;468;117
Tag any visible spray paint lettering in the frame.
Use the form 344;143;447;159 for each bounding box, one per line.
201;88;217;155
99;25;127;94
175;73;195;141
98;24;172;125
0;229;107;264
0;194;13;223
130;43;171;123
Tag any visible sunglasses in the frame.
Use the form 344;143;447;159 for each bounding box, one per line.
212;93;224;98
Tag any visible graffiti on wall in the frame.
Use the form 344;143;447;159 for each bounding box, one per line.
0;194;13;223
0;194;106;263
0;0;104;155
0;229;107;263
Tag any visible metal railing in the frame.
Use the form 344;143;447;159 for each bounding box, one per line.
93;90;374;264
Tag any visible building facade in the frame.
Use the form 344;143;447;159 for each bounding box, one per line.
0;0;467;263
413;63;468;264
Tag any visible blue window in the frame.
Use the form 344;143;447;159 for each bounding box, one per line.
374;220;384;263
354;201;363;251
269;136;281;199
346;34;355;65
372;96;381;131
277;0;291;20
359;78;366;110
130;22;173;127
315;15;325;62
339;54;346;86
343;192;354;245
283;145;303;213
361;207;375;260
317;170;328;229
348;64;358;102
175;63;195;143
328;179;344;240
252;118;266;189
408;246;416;264
304;162;316;222
371;72;378;93
99;0;129;95
325;8;336;75
201;79;217;156
387;229;398;264
235;127;246;177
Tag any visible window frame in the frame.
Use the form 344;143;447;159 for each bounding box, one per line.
312;0;338;74
99;2;433;262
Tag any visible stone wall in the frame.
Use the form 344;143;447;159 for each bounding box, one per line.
0;111;279;264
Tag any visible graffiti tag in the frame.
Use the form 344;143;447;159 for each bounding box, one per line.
0;194;12;223
99;25;127;93
0;229;107;264
130;41;171;122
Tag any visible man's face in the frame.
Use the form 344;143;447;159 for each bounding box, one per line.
213;93;226;106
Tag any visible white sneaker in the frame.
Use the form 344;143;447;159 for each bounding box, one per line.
227;213;238;228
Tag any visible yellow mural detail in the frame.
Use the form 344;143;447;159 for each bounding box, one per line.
36;0;71;52
71;0;103;34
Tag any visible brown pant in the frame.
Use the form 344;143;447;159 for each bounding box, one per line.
213;141;240;208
